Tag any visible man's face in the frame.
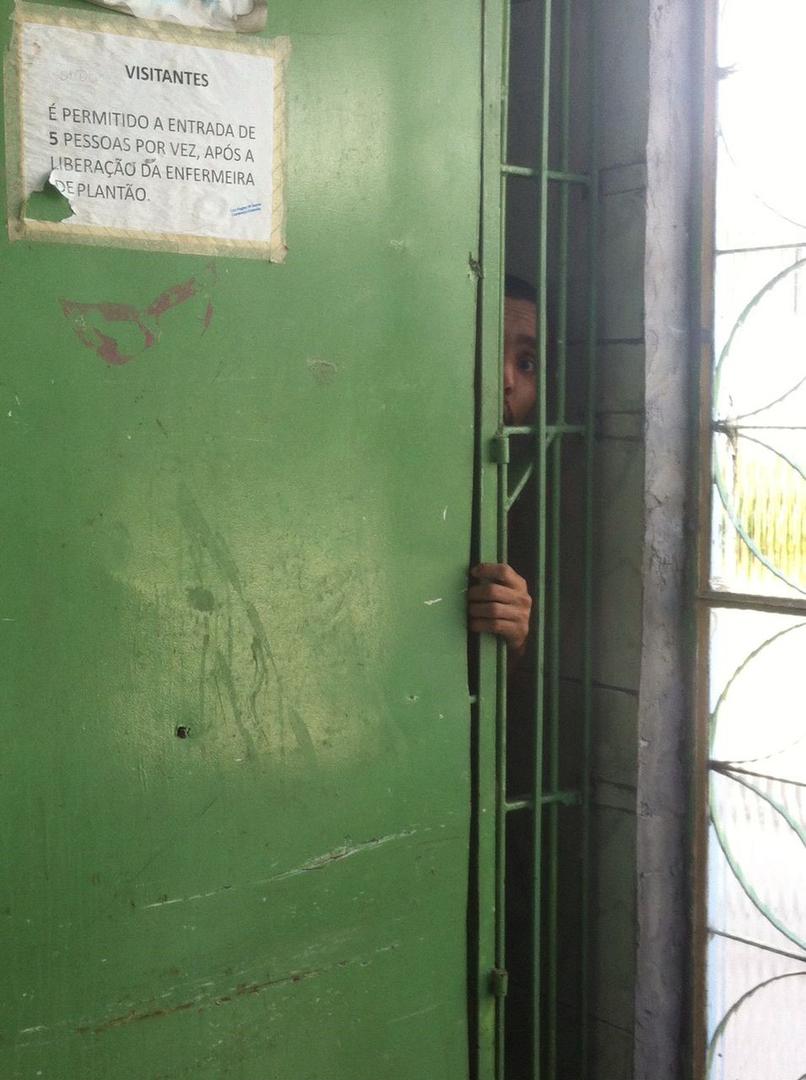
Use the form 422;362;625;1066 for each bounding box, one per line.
503;296;538;425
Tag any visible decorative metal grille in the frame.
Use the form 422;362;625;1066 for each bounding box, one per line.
702;1;806;1075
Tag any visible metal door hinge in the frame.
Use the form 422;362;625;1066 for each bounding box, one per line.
490;434;510;464
490;967;509;998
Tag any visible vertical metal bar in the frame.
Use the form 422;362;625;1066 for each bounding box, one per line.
496;452;509;1080
476;3;509;1078
692;2;718;1077
546;1;572;1076
496;10;512;1076
580;0;599;1075
533;1;554;1076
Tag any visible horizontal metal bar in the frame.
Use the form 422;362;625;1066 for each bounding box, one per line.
708;927;806;966
717;240;806;257
503;423;586;437
501;163;539;177
504;790;581;813
500;164;591;186
710;760;806;791
505;798;533;813
715;423;806;432
547;169;590;185
698;590;806;615
543;790;581;807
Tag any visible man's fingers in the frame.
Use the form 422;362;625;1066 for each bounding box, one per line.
471;561;527;596
471;562;523;589
468;563;531;655
468;602;521;621
468;582;530;607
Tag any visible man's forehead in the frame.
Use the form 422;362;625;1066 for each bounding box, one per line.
504;296;538;338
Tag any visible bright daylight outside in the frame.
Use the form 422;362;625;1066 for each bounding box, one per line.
706;0;806;1075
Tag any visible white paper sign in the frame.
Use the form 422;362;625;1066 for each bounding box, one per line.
16;17;283;255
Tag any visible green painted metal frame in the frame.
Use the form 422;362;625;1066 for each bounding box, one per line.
473;0;598;1076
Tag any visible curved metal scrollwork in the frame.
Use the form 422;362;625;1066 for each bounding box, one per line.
713;258;806;595
707;2;806;1075
707;619;806;1074
707;971;806;1077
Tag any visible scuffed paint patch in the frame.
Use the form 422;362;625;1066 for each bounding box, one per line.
306;357;338;385
186;587;216;613
60;264;217;366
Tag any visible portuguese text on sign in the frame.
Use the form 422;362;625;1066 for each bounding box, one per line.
11;12;287;258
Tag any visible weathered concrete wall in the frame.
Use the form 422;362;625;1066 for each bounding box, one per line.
586;0;649;1074
635;1;698;1076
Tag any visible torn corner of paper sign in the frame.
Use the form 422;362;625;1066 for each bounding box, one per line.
23;172;75;223
86;0;268;34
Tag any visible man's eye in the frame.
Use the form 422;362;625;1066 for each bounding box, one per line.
517;354;537;375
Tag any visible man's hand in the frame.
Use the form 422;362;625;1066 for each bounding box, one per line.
468;563;532;658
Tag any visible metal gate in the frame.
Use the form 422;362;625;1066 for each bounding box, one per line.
471;1;598;1077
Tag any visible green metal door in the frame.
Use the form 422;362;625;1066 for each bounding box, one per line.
0;3;481;1076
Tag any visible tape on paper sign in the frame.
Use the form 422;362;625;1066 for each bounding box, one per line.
7;6;288;260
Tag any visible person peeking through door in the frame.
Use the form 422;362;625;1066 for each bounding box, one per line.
468;275;537;663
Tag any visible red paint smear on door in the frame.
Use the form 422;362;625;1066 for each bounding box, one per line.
60;264;218;366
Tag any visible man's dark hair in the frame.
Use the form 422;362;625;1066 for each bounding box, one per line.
504;274;537;305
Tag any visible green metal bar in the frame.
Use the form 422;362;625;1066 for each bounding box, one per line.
505;791;582;814
580;0;600;1074
532;1;553;1076
496;440;509;1080
496;8;513;1077
500;164;590;186
501;163;538;177
547;169;590;186
545;1;573;1074
504;423;585;437
506;460;535;513
543;790;581;807
474;2;508;1077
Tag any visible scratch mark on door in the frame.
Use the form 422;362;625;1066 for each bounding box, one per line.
272;829;417;880
389;1002;441;1024
177;487;307;757
74;959;357;1037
